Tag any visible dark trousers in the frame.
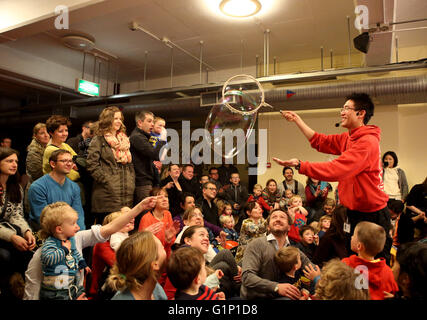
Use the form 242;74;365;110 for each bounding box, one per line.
346;206;392;265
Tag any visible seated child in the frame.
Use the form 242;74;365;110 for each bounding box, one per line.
167;246;224;300
247;184;271;217
314;259;369;300
217;200;233;217
342;221;399;300
274;246;315;296
219;215;239;242
287;195;309;243
283;189;294;208
109;207;134;252
317;215;332;239
296;225;318;261
39;202;90;300
89;208;134;300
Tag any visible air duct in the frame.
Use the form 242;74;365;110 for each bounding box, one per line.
1;74;426;127
70;74;427;117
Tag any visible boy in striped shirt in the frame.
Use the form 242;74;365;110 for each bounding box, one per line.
39;202;90;300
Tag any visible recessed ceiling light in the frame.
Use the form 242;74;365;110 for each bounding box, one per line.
219;0;262;18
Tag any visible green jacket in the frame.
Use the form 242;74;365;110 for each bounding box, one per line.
87;135;135;213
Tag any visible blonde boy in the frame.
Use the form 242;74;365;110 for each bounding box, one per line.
287;195;309;242
342;221;399;300
39;202;90;300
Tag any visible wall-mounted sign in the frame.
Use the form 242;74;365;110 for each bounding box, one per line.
76;79;100;96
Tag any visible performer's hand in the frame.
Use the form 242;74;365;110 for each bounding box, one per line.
272;157;299;167
280;110;301;123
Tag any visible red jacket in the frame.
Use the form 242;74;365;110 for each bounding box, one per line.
247;194;271;212
89;241;116;299
287;211;307;243
342;255;399;300
299;125;389;212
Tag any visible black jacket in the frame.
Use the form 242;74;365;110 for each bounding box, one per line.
130;127;161;187
196;197;220;226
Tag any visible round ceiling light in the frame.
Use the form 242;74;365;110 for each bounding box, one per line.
61;34;95;51
219;0;262;18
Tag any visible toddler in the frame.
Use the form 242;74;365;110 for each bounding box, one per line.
287;195;309;242
317;215;332;239
274;246;315;297
39;202;90;300
247;184;271;216
219;214;239;242
296;225;318;261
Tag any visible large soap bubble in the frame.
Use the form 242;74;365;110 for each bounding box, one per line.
204;74;272;160
204;102;256;160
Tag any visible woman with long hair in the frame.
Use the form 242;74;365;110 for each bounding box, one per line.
312;205;348;268
0;147;35;298
261;179;283;213
107;231;167;300
86;106;135;227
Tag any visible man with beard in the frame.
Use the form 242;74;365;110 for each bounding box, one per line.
240;209;315;300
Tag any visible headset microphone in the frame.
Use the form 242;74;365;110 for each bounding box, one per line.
335;122;340;127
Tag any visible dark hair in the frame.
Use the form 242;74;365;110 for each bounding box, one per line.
135;110;154;124
48;149;71;163
265;178;277;189
208;167;218;174
180;225;206;245
244;201;258;215
382;151;398;168
396;242;427;300
45;115;72;135
202;182;216;190
282;166;294;176
180;192;195;205
325;205;347;240
267;208;293;227
167;246;205;290
345;93;374;125
299;225;315;237
0;147;21;204
182;164;194;171
387;199;404;214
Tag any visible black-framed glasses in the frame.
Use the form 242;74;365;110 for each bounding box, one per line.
56;159;74;164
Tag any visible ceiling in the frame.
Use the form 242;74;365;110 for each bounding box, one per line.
1;0;426;87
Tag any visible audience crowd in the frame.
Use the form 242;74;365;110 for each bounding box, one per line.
0;107;426;302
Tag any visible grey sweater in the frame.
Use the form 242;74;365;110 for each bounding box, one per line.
240;234;311;300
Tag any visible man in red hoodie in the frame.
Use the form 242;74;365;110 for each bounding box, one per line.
273;93;391;263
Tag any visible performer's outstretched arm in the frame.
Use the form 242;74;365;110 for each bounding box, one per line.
280;110;315;141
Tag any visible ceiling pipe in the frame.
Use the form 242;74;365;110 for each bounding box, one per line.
2;74;426;126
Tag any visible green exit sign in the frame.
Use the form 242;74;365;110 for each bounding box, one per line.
76;79;100;96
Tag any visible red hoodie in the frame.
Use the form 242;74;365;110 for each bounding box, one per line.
299;125;389;212
342;255;399;300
